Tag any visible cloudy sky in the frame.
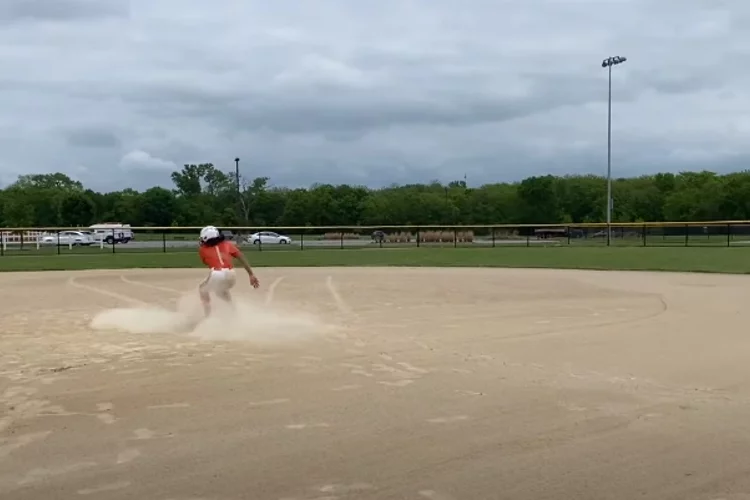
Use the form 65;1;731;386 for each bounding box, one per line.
0;0;746;192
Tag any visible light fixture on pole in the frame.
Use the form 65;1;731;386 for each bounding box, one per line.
601;55;627;246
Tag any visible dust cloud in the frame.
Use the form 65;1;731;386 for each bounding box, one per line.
89;292;330;344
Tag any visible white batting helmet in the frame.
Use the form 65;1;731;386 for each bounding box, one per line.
199;225;221;242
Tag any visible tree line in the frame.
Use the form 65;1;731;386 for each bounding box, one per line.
0;165;748;229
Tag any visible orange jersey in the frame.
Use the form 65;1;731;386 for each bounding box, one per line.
199;240;240;269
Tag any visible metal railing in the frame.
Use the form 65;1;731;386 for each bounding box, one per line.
1;221;750;256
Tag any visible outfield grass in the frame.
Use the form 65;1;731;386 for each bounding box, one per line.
1;246;750;274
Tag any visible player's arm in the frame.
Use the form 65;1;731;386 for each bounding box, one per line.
231;243;260;288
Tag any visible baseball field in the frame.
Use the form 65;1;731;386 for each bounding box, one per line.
2;247;750;499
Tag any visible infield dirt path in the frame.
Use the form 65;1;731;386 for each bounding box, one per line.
2;267;750;500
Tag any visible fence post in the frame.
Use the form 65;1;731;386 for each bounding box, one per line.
416;227;420;248
642;224;647;246
727;224;731;247
567;226;571;245
340;231;344;250
111;229;116;254
57;231;61;255
162;231;166;253
491;228;495;248
300;233;304;251
684;225;689;247
526;230;530;247
1;232;4;256
454;228;457;248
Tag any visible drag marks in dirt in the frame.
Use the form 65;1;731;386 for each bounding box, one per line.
0;385;78;460
265;276;285;305
248;398;291;408
332;356;431;389
0;430;51;460
330;384;362;392
147;402;191;410
285;423;331;430
95;402;116;424
279;482;375;500
0;368;185;490
325;275;354;317
120;274;182;296
17;461;99;487
115;448;141;464
426;415;471;424
10;449;137;490
0;392;173;472
419;490;457;500
279;482;458;500
272;352;432;392
68;276;148;307
131;427;174;440
321;276;436;392
77;480;133;496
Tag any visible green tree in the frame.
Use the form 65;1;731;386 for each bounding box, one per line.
139;187;178;226
59;192;96;226
516;175;561;224
2;167;750;229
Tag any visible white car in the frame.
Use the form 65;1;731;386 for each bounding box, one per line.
247;231;292;245
39;231;95;246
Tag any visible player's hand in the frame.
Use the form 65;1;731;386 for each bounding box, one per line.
249;274;260;289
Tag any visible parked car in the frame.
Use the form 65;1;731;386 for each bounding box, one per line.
39;231;94;246
247;231;292;245
89;223;134;244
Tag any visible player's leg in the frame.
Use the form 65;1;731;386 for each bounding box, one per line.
217;289;233;305
215;270;237;308
198;272;213;317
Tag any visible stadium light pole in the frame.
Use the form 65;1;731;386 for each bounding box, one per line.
234;157;241;225
601;55;627;246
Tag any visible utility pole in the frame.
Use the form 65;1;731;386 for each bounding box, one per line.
601;55;627;246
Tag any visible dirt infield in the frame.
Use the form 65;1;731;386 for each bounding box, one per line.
2;267;750;499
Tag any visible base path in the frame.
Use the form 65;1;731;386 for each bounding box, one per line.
2;267;750;499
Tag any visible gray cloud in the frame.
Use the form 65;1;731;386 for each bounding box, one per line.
0;0;748;191
0;0;128;23
64;127;121;148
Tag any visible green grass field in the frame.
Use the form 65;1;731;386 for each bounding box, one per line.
1;246;750;274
